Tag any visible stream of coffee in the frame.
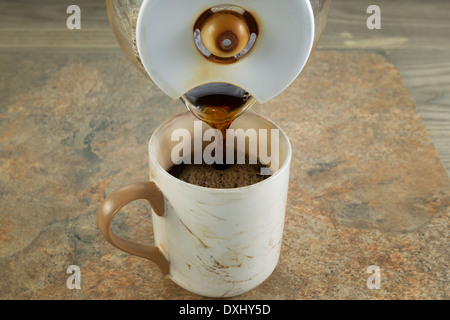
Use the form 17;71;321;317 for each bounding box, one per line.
181;83;257;165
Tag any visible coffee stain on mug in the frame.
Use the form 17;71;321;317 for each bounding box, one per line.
178;218;209;249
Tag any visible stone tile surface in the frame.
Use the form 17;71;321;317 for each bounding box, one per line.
0;49;448;299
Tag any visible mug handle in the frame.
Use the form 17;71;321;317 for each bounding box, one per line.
97;181;170;275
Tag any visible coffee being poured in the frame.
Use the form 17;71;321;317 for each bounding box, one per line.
180;83;257;162
115;0;318;169
120;4;261;166
179;6;259;162
181;83;255;132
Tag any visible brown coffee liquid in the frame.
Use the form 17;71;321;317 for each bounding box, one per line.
168;153;270;189
194;93;249;159
193;93;247;131
181;83;256;164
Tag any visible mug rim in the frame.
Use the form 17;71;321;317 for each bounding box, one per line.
148;111;292;193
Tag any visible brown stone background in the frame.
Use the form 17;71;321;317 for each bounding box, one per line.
1;0;450;300
0;48;448;299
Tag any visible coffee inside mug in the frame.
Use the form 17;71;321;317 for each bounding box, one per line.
149;111;291;190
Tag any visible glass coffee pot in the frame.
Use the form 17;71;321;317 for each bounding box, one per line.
106;0;332;127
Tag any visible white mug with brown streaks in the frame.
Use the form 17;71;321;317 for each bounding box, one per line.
97;111;291;297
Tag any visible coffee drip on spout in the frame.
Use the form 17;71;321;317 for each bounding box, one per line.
192;5;259;64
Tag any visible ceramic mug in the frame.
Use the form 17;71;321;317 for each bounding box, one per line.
97;111;291;297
